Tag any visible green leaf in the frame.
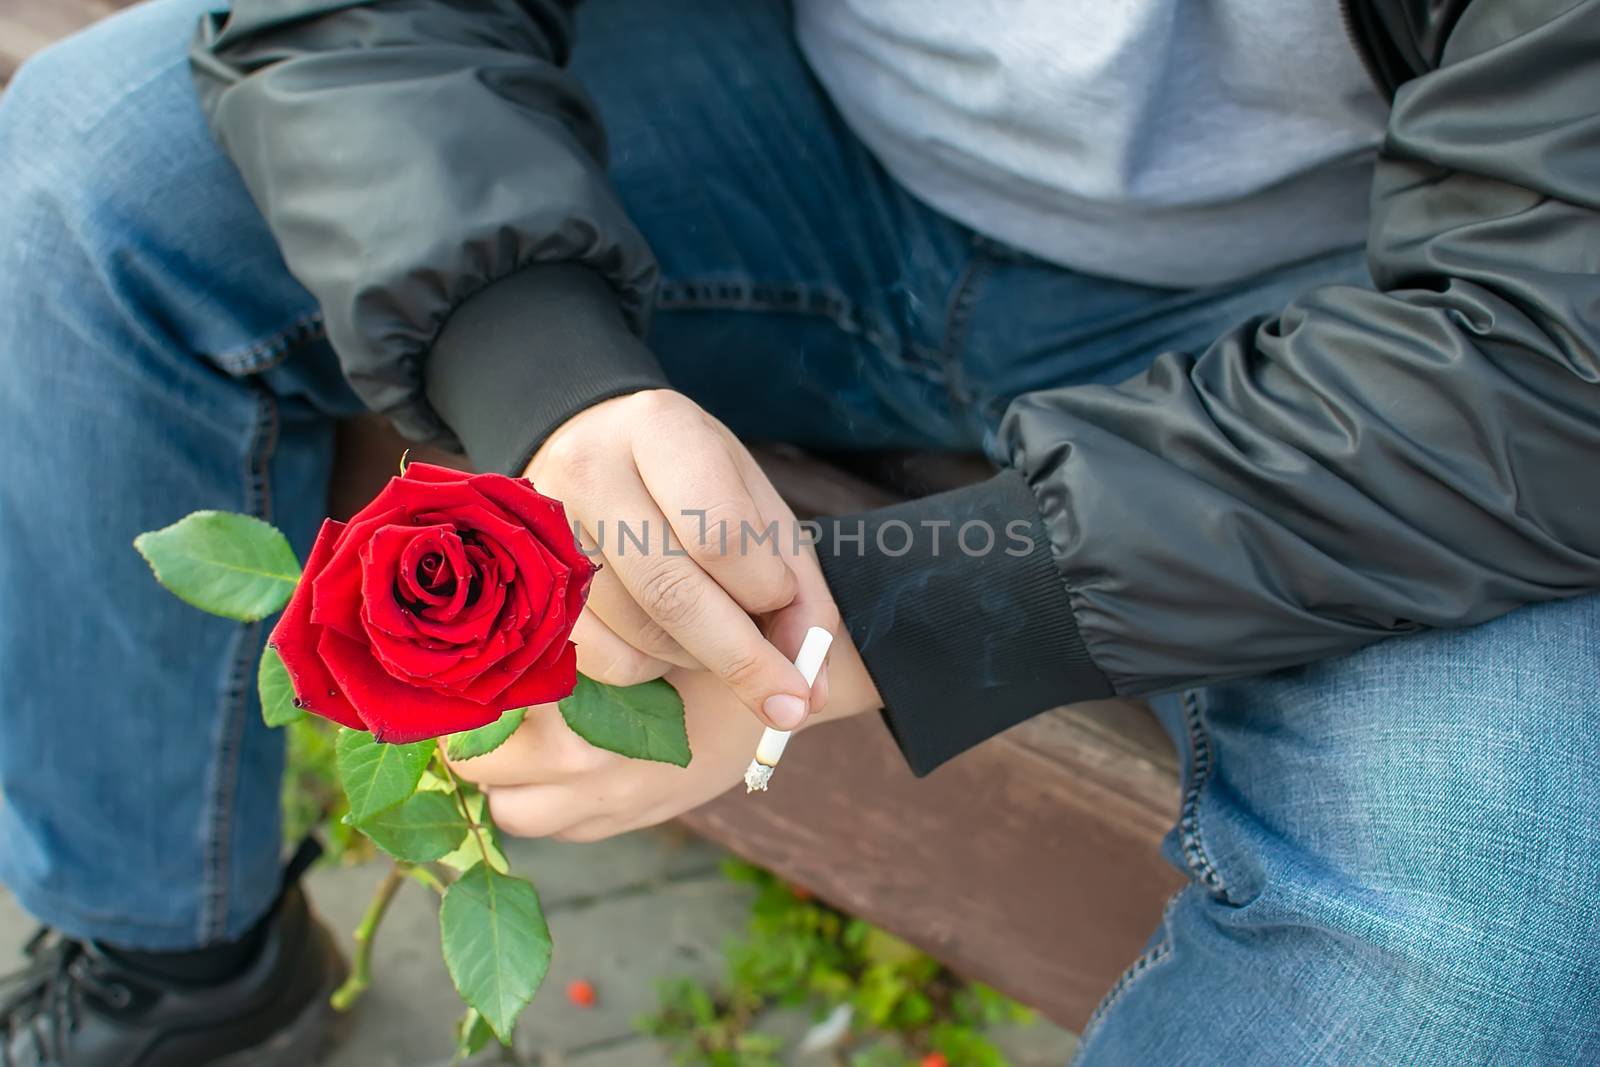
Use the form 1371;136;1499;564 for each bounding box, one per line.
133;511;300;621
452;1008;502;1064
257;646;302;728
352;790;469;863
335;728;433;823
440;864;552;1044
558;675;691;766
439;791;509;875
444;707;526;762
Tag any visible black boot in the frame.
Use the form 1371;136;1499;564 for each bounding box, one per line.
0;846;347;1067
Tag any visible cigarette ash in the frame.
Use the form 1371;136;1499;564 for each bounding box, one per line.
743;760;774;793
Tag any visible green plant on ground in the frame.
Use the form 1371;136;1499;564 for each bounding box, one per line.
638;861;1035;1067
280;714;370;862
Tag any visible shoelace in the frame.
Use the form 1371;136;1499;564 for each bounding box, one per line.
0;837;321;1067
0;930;133;1067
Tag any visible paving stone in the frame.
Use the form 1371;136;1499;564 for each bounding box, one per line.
0;825;1076;1066
307;829;742;1067
309;857;462;1067
545;1035;667;1065
991;1019;1079;1065
514;874;755;1062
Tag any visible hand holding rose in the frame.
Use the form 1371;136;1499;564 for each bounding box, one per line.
527;389;839;731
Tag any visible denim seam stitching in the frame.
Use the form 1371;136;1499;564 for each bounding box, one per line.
213;311;326;377
937;245;996;409
1178;689;1229;900
655;278;943;383
198;386;279;944
1069;888;1186;1063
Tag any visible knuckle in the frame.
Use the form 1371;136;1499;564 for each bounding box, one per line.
539;424;584;467
579;641;644;687
637;563;702;630
591;650;654;687
630;617;683;661
541;434;594;489
741;567;797;615
626;389;686;432
717;647;767;690
687;500;746;561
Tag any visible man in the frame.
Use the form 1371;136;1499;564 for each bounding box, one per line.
1;0;1596;1063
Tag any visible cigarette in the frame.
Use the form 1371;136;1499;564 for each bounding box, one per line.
744;626;833;793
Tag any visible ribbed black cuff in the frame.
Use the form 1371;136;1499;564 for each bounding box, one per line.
426;264;671;474
815;469;1113;775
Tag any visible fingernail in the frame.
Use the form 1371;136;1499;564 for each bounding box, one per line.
763;693;807;730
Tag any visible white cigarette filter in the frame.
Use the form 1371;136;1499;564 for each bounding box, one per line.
744;626;833;793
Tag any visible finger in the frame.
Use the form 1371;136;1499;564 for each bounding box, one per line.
581;562;697;669
743;469;841;715
572;609;674;687
485;783;591;839
633;422;798;616
595;481;813;730
443;702;616;787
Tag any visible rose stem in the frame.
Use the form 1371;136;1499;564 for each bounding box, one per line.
434;755;498;870
744;627;833;793
331;862;409;1012
405;864;448;895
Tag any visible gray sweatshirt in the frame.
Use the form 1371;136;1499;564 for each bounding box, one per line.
795;0;1389;287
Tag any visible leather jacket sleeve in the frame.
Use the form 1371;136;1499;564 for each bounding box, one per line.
818;0;1600;772
190;0;668;472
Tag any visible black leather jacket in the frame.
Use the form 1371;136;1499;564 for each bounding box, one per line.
193;0;1600;773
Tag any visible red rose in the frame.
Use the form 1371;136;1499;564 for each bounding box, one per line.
270;463;596;743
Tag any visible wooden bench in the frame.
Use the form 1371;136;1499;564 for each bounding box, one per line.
6;7;1184;1030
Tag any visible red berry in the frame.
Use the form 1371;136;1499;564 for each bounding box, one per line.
566;979;597;1008
920;1055;948;1067
789;884;813;901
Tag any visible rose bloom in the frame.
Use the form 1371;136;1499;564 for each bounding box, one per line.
270;463;596;742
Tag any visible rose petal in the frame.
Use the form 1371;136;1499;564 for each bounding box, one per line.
470;474;598;615
400;462;473;485
494;640;579;709
399;532;458;606
267;519;364;731
317;627;506;742
314;474;522;639
358;523;455;640
310;504;406;639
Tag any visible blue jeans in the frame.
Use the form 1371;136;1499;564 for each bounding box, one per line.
1;1;1595;1061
